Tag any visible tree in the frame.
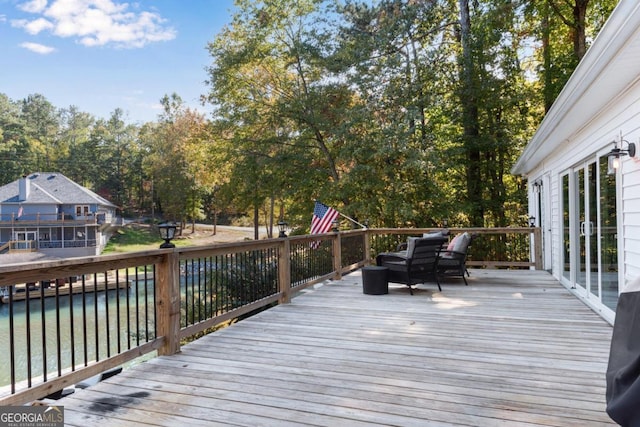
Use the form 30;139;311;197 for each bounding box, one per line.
142;94;214;229
20;93;58;171
0;94;30;183
528;0;616;111
58;106;95;185
205;0;358;233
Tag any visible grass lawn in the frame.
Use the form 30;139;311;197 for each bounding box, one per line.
103;223;249;254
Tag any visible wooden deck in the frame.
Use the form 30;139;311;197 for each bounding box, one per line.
59;269;615;426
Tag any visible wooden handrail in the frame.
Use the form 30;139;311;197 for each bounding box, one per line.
0;226;540;405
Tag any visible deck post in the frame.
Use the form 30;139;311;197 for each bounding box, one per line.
278;239;291;304
533;227;543;270
333;232;342;280
364;229;372;265
156;250;181;356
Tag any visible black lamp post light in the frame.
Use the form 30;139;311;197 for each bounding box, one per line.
278;220;288;238
529;216;536;228
332;218;340;233
158;222;177;248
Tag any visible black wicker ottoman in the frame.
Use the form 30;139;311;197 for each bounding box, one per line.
362;266;389;295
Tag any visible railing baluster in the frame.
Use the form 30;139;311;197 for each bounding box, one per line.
81;275;88;366
190;258;195;325
69;277;75;371
115;269;121;354
39;282;46;382
152;264;157;340
25;285;32;387
55;280;61;376
134;267;139;347
144;266;149;341
93;273;99;361
198;257;202;322
125;267;131;350
104;272;110;358
9;287;15;394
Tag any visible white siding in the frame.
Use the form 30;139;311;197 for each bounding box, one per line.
519;80;640;325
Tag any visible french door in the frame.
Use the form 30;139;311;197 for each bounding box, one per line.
561;156;619;313
14;231;36;241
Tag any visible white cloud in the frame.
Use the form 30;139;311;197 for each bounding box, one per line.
14;0;176;48
18;0;48;14
12;17;54;34
20;41;56;54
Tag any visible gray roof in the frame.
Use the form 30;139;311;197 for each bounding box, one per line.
0;173;116;208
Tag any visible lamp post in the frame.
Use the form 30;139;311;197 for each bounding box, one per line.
277;220;288;238
331;218;339;233
158;222;177;248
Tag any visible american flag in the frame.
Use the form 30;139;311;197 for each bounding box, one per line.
310;201;339;248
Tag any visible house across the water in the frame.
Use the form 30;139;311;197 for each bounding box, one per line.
0;173;119;258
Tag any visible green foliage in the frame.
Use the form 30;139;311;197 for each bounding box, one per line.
0;0;617;232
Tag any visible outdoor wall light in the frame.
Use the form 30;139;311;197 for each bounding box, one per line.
331;218;340;233
158;222;177;248
528;216;536;228
532;180;542;193
607;137;636;173
278;220;288;238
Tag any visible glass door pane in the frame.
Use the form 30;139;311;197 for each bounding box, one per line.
600;157;619;310
588;162;599;299
562;174;570;282
577;168;586;289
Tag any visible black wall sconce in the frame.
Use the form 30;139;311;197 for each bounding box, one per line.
607;135;636;174
532;180;542;193
331;218;339;233
528;215;536;227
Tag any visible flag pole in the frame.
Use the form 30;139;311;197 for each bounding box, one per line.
338;212;367;229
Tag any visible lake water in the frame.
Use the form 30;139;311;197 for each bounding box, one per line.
0;283;156;388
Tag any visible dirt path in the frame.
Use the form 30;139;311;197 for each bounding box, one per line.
173;224;269;245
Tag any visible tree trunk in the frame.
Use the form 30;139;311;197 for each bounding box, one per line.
572;0;588;61
548;0;589;62
542;2;554;113
254;203;259;240
457;0;484;227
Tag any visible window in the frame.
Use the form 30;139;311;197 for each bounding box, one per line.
76;205;90;217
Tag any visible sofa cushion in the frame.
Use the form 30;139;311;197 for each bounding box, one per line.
452;232;471;253
406;237;419;258
446;234;459;252
423;229;449;238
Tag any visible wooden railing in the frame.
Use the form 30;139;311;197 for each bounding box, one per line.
7;240;37;253
0;227;540;405
371;227;543;269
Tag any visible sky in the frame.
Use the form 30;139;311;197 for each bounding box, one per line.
0;0;238;124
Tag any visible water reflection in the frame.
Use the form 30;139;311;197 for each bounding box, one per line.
0;282;156;388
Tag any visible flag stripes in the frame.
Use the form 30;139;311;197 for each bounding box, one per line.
311;201;339;235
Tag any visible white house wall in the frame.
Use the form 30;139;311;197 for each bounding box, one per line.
527;79;640;298
623;158;640;284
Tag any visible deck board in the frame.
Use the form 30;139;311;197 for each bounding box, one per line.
59;269;615;426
